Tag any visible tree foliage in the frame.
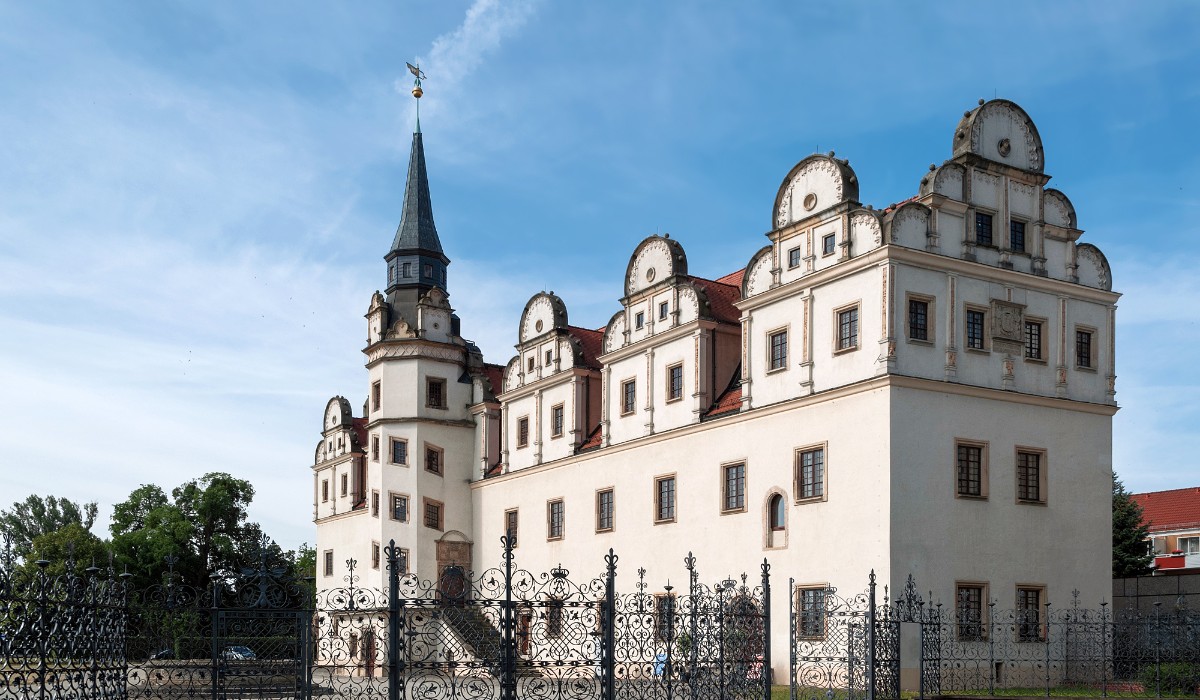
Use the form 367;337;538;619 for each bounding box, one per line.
1113;472;1153;578
0;494;98;560
110;473;262;589
289;542;316;580
22;523;112;580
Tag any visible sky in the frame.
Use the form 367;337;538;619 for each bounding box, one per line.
1;1;1198;552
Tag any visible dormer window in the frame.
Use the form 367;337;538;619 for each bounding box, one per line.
635;312;645;329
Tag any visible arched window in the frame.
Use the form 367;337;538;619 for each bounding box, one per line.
769;494;785;531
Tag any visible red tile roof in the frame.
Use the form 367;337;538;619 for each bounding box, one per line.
714;268;745;288
882;195;920;214
577;423;603;452
703;384;742;419
689;276;742;324
351;417;368;450
1132;487;1200;533
567;326;605;368
482;363;506;398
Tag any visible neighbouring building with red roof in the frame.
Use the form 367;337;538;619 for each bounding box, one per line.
311;99;1118;686
1133;487;1200;572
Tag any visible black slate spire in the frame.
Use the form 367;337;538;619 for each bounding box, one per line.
384;131;450;324
389;131;446;261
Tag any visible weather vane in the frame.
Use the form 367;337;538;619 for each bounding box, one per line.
406;62;427;131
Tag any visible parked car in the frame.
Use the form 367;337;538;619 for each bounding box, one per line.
220;646;256;661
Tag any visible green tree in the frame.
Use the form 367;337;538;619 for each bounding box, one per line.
1113;472;1153;578
111;473;265;589
289;542;317;580
0;494;99;561
23;523;112;579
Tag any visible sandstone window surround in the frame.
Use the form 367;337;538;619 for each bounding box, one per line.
426;376;447;409
595;488;614;532
955;440;989;499
1024;318;1046;361
1075;326;1097;370
423;497;444;530
390;437;408;465
795;444;827;503
505;508;518;547
721;462;746;513
666;363;684;402
547;499;564;540
517;416;530;448
621;379;637;416
1016;448;1047;504
834;304;860;353
907;295;934;343
654;474;676;524
796;586;826;639
767;328;788;372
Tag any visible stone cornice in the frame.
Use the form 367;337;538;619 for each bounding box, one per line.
363;338;466;368
311;453;362;471
598;319;720;364
471;372;1117;488
314;508;367;525
365;416;477;431
496;367;597;403
737;244;1119;313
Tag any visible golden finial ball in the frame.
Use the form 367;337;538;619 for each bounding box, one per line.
412;85;423;99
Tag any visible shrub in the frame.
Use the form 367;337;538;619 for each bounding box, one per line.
1138;662;1200;696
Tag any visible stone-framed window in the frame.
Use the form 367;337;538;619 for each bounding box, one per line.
835;304;859;352
1016;448;1047;504
955;440;988;499
550;405;565;438
654;475;676;523
426;377;447;409
767;328;788;372
667;363;684;402
722;462;746;513
975;212;994;247
596;488;614;532
423;498;444;530
517;416;530;448
797;586;826;639
795;445;826;502
547;499;564;540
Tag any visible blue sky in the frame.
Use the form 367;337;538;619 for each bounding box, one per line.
2;1;1198;550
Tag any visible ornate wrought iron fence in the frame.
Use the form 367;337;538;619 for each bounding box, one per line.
1;537;771;700
790;573;1200;700
0;553;129;700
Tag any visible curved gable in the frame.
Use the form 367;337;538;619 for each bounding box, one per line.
773;153;860;229
625;235;688;297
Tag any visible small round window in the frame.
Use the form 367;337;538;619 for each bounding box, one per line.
646;267;656;283
535;320;544;333
803;193;818;211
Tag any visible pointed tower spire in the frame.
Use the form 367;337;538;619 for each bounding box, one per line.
389;132;445;261
385;64;449;325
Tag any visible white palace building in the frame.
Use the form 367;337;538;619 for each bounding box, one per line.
311;98;1117;679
